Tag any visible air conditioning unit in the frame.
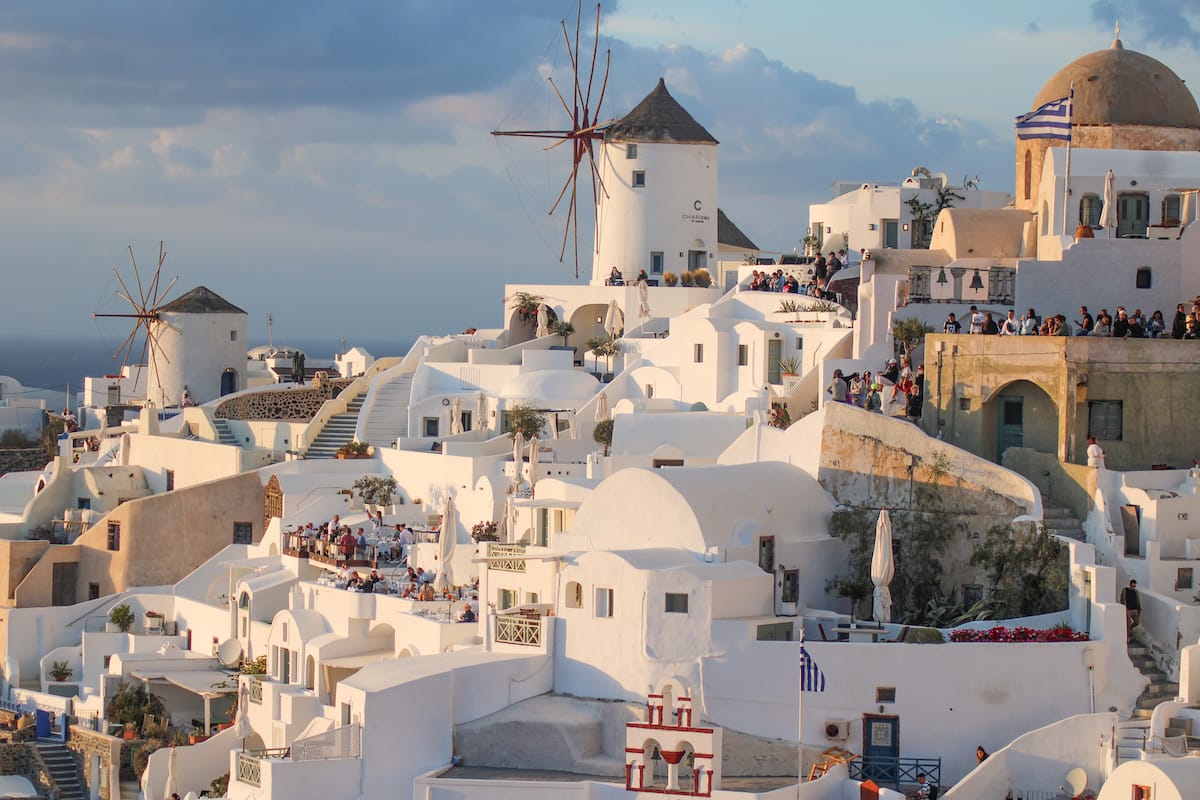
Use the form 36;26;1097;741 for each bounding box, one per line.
824;719;851;740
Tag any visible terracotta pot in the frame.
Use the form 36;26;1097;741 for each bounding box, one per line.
1075;223;1095;240
123;730;136;740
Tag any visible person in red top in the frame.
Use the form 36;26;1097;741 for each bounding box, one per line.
339;530;356;559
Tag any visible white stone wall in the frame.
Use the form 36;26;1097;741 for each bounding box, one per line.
593;139;717;285
150;310;247;406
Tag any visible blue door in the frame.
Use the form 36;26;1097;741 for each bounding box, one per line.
35;709;51;738
220;369;237;396
862;714;899;784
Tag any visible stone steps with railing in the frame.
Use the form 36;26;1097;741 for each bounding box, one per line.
305;394;367;458
35;738;85;800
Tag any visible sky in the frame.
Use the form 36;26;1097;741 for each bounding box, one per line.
2;0;1200;357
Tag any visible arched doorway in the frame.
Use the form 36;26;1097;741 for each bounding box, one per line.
220;368;238;396
568;303;610;366
983;379;1058;463
305;655;316;691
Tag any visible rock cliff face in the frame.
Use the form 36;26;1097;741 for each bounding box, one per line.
0;448;49;476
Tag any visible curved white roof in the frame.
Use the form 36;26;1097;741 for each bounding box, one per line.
572;462;833;553
499;369;600;406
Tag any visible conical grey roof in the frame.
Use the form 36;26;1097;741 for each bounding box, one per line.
158;286;246;314
717;209;758;251
606;78;718;144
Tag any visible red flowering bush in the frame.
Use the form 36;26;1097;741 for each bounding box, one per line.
949;625;1088;643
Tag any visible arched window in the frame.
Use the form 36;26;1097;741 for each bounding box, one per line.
1163;194;1182;226
1079;194;1102;228
239;592;250;609
1023;150;1032;201
565;581;583;609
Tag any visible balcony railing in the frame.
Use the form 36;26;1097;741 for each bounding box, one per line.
292;723;361;760
249;677;263;704
847;756;940;790
490;544;527;573
237;752;261;787
495;614;541;647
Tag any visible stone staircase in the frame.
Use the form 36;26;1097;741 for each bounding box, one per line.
1130;642;1178;720
1042;499;1085;541
358;372;414;445
35;738;84;800
212;417;240;447
1115;641;1180;762
305;393;367;458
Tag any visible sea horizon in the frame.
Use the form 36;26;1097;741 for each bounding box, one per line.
0;335;413;407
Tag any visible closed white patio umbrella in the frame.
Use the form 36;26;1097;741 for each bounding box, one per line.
528;436;540;494
594;390;609;423
449;396;463;435
637;281;651;322
475;392;487;433
434;496;456;593
512;432;525;487
536;302;550;338
871;508;895;623
1099;168;1115;236
604;299;623;338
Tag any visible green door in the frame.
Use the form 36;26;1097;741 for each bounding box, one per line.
997;398;1023;462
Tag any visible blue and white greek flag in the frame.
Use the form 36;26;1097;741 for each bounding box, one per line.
800;645;826;693
1015;92;1072;141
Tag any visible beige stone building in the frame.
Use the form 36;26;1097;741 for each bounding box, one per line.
919;333;1200;472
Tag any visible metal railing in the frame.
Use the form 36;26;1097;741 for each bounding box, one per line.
237;752;261;787
848;756;940;790
249;677;263;704
1010;791;1060;800
490;544;527;573
495;615;541;647
292;724;362;761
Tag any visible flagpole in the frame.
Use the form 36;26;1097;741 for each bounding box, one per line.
1061;84;1074;236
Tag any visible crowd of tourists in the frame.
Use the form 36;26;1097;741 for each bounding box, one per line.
943;303;1200;338
826;355;924;420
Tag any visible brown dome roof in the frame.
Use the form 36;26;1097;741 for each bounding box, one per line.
1033;39;1200;129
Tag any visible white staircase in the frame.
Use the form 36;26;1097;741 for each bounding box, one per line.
212;417;240;447
357;371;415;446
306;394;367;458
1117;718;1150;763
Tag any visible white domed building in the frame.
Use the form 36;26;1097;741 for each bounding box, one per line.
147;286;248;406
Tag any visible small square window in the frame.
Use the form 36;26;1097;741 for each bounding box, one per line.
230;330;238;342
626;143;638;159
423;417;440;437
233;521;253;545
1088;400;1123;441
737;344;748;366
88;583;100;600
665;593;688;613
1136;266;1152;289
632;171;646;188
103;655;112;668
650;252;664;275
693;343;704;363
876;687;897;703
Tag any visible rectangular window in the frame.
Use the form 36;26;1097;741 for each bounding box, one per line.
796;337;803;351
693;343;704;363
737;344;748;366
51;562;77;607
650;252;664;275
963;584;984;607
230;330;238;342
77;498;91;510
423;417;440;437
876;687;897;704
165;470;175;491
781;570;799;603
626;143;638;159
595;587;614;618
665;593;688;613
106;522;120;551
1177;568;1194;591
498;588;517;611
233;522;253;545
103;655;112;668
632;170;646;188
88;583;100;600
1088;400;1123;441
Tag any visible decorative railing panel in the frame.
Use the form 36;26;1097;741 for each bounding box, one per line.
495;615;541;647
292;723;362;761
249;677;263;704
848;756;940;790
490;543;527;573
237;752;261;787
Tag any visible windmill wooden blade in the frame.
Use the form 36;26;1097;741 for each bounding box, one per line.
584;3;600;112
128;245;147;308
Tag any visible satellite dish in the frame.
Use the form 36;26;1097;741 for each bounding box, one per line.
1064;767;1088;797
216;639;243;669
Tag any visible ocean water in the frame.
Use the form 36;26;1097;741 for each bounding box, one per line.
0;336;411;407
